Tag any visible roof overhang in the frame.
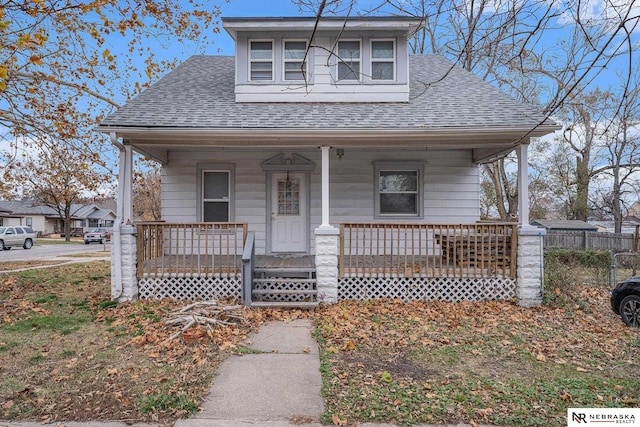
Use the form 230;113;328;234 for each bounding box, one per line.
222;16;424;40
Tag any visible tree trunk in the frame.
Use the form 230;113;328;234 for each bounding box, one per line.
574;156;590;221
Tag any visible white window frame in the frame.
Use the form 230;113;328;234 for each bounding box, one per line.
373;161;424;219
249;39;274;82
370;39;396;81
283;39;308;82
336;39;361;82
198;166;235;223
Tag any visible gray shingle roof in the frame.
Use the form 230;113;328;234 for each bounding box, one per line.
100;55;553;131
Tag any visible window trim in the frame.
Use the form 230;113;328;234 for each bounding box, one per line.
336;39;362;82
373;161;424;219
249;39;274;82
370;39;396;81
197;163;236;222
282;39;308;82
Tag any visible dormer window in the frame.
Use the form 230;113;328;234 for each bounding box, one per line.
371;40;395;80
283;40;308;81
250;40;273;81
337;40;361;81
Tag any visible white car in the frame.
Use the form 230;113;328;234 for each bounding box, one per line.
0;226;36;250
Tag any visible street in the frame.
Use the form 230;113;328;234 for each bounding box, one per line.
0;241;111;262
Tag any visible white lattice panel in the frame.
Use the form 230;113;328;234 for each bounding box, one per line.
139;276;242;300
252;279;316;303
338;277;516;302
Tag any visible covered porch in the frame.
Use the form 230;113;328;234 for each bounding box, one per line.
133;221;519;305
108;140;545;308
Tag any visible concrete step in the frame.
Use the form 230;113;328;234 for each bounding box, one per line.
252;289;318;296
250;301;319;309
253;278;316;285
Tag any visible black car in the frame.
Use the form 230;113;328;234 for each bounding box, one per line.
611;277;640;327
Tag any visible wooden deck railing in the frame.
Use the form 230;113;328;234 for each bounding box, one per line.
137;222;248;278
339;223;518;279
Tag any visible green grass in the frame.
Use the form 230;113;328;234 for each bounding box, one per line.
3;313;92;335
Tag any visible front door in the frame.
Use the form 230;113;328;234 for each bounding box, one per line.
271;172;307;253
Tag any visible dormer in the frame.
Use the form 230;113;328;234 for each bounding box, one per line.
222;17;423;103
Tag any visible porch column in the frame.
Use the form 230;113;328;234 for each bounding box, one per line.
516;142;545;307
517;144;530;226
122;144;134;223
111;137;138;302
320;146;331;228
315;146;339;303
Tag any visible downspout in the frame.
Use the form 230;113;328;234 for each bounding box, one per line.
110;132;124;300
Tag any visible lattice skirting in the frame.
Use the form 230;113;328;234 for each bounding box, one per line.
138;276;242;300
338;277;516;302
253;279;316;302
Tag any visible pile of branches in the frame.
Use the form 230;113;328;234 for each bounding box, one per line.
164;301;245;340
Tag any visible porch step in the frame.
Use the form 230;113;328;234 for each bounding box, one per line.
249;301;319;309
252;289;318;296
251;264;317;308
253;278;316;285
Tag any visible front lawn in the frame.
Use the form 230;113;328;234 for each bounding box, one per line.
314;292;639;426
1;259;637;426
0;262;302;423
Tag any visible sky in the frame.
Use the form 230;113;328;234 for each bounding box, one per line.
210;0;303;55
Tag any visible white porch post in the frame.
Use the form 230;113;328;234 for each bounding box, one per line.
315;145;339;303
320;146;331;228
517;144;530;226
122;144;134;223
111;139;138;302
516;142;545;307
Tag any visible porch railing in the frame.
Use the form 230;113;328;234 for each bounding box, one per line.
339;223;518;279
137;222;248;278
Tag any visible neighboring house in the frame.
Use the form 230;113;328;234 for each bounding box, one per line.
531;220;599;232
0;200;116;236
97;16;559;307
0;200;58;235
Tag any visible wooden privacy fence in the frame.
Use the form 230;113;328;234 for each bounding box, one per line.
543;231;634;252
339;223;518;279
137;222;248;278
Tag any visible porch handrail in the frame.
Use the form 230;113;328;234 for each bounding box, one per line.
339;222;518;279
241;231;256;306
137;222;249;278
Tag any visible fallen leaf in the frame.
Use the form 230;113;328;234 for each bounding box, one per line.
303;347;310;353
536;353;546;362
331;414;347;426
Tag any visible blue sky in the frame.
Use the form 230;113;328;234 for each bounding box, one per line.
215;0;303;54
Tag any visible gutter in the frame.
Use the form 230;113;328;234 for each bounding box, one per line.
110;132;124;300
95;125;561;143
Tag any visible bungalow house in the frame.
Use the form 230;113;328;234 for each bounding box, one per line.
0;200;116;236
97;16;559;307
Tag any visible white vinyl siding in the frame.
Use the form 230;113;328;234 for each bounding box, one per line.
161;149;479;255
371;40;395;80
283;40;307;81
337;40;361;81
249;40;274;81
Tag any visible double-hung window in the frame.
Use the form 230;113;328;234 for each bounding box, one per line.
371;40;395;80
283;40;307;81
202;171;230;222
374;162;423;218
250;40;273;81
337;40;361;81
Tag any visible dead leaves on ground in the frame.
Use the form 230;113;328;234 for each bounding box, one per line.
316;289;640;426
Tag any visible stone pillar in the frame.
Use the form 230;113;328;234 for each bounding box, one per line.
517;226;545;307
112;224;138;302
315;226;339;304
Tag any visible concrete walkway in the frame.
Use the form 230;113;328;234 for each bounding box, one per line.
176;319;324;427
